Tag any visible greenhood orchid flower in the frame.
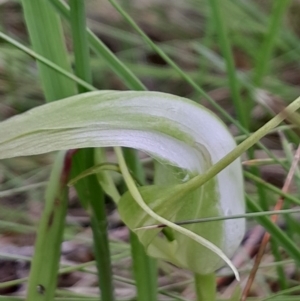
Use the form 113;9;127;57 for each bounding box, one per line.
0;90;245;275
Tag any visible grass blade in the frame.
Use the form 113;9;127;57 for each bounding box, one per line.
254;0;292;86
26;151;70;300
69;2;115;300
70;0;92;93
21;0;76;101
208;0;247;128
0;31;95;91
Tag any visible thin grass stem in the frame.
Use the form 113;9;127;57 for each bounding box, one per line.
21;0;76;101
254;0;292;86
69;2;114;300
26;152;70;301
208;0;247;128
136;207;300;229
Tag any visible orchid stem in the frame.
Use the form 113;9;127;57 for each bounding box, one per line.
194;273;216;301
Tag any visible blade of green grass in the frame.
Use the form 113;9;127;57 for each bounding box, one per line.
70;0;92;93
254;0;292;86
0;182;47;197
244;171;300;206
21;0;76;101
198;3;214;86
260;284;300;301
136;208;300;229
208;0;247;128
0;31;95;91
69;2;114;301
25;151;70;300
